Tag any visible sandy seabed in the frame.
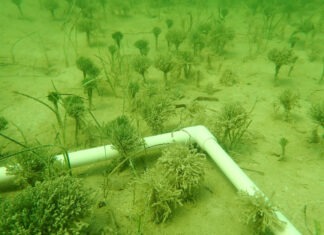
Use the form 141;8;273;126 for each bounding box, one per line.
0;1;323;234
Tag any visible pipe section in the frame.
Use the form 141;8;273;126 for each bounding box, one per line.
183;126;301;235
0;126;300;234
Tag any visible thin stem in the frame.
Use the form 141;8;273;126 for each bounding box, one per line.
0;132;27;148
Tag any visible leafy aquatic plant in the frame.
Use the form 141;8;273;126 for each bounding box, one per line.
279;89;299;121
208;23;235;55
0;176;93;234
158;144;206;201
104;115;143;158
78;16;97;46
138;88;174;134
76;56;100;79
212;102;252;151
310;101;324;128
132;55;151;83
127;81;140;100
165;29;186;52
178;50;195;79
63;95;86;145
82;77;98;110
154;53;175;86
134;39;150;56
267;48;297;80
108;44;118;62
14;91;64;138
294;19;315;37
278;137;288;161
6;146;65;187
112;31;123;50
239;191;286;235
218;7;229;22
104;115;143;174
47;91;63;128
190;26;209;56
141;171;182;224
219;69;238;86
309;101;324;142
165;19;173;29
152;27;162;49
0;116;8;132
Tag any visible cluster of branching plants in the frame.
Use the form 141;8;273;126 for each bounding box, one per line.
0;176;93;234
138;144;206;224
210;102;253;151
0;115;73;188
239;191;286;235
102;115;144;175
277;89;300;121
127;84;176;134
309;101;324;143
14;90;91;147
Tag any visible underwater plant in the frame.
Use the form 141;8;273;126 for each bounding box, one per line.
178;51;195;79
165;29;186;52
208;23;235;55
76;56;100;79
108;44;118;63
0;176;93;234
0;116;8;132
127;81;140;101
309;101;324;142
82;77;98;110
43;0;59;19
212;102;252;151
14;91;64;140
310;101;324;128
109;0;131;16
165;19;173;29
47;91;63;128
279;89;299;121
267;48;297;80
278;137;288;161
134;39;150;56
132;55;151;83
288;34;299;49
63;95;86;145
218;7;229;22
6;147;65;187
11;0;23;16
292;19;316;45
104;115;143;158
219;69;238;86
158;144;206;201
138;88;174;134
152;27;162;49
239;191;286;235
154;53;175;86
95;53;117;97
190;29;207;56
78;16;97;46
141;171;182;224
0;116;31;151
112;31;123;50
104;115;143;174
261;5;282;40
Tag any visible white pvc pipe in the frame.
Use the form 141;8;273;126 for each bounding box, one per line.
183;126;301;235
0;125;300;235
